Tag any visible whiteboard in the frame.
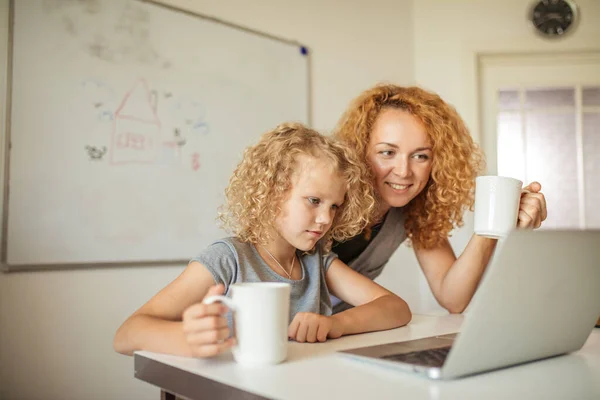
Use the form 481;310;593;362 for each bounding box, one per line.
4;0;309;268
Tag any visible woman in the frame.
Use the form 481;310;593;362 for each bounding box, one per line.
332;84;547;314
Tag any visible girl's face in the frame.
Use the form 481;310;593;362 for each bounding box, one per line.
275;155;346;252
367;108;433;214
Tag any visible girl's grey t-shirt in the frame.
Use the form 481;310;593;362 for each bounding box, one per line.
191;237;335;323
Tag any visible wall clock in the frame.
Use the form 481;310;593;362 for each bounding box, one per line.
529;0;579;38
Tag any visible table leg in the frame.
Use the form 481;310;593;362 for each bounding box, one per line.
161;389;177;400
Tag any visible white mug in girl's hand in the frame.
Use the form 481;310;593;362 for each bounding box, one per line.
203;282;291;366
474;175;524;239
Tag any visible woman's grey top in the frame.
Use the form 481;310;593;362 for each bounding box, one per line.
332;207;407;313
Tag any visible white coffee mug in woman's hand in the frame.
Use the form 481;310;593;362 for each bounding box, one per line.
203;282;291;366
474;176;526;238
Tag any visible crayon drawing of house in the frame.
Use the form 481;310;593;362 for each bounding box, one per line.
111;79;161;164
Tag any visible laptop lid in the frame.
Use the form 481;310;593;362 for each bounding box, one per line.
340;230;600;379
441;229;600;378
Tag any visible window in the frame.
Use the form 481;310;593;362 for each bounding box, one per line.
496;86;600;229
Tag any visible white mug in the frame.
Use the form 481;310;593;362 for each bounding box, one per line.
474;175;525;238
203;282;290;366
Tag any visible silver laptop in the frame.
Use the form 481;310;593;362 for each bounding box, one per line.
340;230;600;379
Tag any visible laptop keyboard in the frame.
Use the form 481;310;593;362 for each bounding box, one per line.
382;346;451;368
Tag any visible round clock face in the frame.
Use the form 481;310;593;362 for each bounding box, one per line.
530;0;578;37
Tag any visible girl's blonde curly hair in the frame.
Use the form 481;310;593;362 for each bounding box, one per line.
334;84;485;249
219;122;376;252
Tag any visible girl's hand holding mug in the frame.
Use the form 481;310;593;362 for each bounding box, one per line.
288;312;344;343
182;284;236;358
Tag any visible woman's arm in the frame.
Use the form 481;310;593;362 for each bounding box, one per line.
113;262;232;357
414;236;496;314
416;182;548;313
325;258;412;336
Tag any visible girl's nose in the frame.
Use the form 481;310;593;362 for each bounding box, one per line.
315;208;333;225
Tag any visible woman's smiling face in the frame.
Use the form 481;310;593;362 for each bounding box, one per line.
367;107;433;214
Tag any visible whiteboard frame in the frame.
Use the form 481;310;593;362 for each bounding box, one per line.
0;0;311;272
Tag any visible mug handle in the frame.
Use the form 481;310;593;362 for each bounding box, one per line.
203;295;237;342
203;295;235;310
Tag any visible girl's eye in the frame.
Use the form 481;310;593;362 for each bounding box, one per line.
331;204;339;210
308;197;320;205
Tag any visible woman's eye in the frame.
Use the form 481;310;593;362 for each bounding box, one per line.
308;197;320;205
331;204;339;210
379;150;395;157
413;153;430;161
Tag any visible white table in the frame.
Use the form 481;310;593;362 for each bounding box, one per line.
134;315;600;400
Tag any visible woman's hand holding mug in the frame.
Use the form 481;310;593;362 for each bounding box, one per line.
518;181;547;229
474;176;547;238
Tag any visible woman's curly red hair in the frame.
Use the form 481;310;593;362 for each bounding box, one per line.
219;122;376;252
334;84;485;249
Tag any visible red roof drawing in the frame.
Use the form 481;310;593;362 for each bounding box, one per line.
115;79;160;124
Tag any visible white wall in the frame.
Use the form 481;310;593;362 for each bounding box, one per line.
0;1;415;399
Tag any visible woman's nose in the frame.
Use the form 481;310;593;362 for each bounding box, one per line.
392;156;412;178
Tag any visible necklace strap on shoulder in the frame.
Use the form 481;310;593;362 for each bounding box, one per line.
261;245;295;279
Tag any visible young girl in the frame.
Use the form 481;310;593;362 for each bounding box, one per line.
114;123;411;358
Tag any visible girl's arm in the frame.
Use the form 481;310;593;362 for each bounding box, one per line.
325;259;412;336
113;262;234;357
